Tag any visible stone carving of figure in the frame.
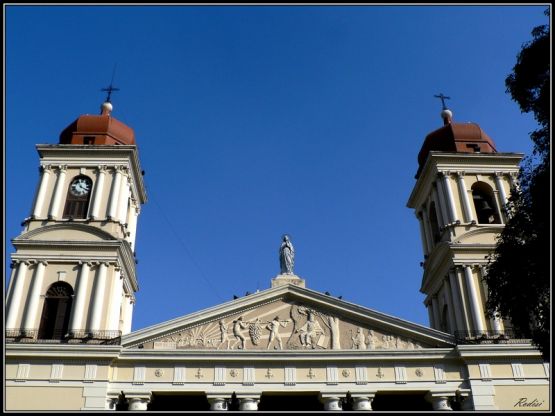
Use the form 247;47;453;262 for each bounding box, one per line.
279;235;295;275
367;330;376;350
266;316;290;350
232;316;248;350
351;327;367;349
297;311;324;349
218;320;230;350
382;334;394;349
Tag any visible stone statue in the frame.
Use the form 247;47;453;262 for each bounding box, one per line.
232;316;248;350
279;235;295;275
266;316;290;350
297;311;324;349
218;320;230;350
351;327;366;349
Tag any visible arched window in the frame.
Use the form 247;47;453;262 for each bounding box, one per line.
428;202;441;243
38;282;73;340
63;175;93;219
472;182;500;224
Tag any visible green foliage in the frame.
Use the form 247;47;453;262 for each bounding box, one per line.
484;12;550;360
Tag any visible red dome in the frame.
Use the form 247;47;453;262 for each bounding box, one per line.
59;112;135;145
416;122;497;177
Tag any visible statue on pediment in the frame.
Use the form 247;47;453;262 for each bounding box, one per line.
351;327;366;349
279;234;295;274
232;316;248;349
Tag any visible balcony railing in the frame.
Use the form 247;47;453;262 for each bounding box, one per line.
454;330;529;345
5;328;121;345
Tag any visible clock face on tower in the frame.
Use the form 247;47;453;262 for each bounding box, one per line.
69;177;91;197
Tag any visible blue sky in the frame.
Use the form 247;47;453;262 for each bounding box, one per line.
5;5;547;331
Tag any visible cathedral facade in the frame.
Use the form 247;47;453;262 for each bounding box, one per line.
4;102;549;411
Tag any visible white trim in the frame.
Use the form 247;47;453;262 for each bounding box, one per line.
394;366;407;384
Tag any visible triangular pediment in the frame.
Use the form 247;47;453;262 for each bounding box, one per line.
123;284;455;351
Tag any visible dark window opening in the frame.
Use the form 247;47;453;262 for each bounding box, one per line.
259;393;323;411
466;143;481;152
372;392;433;411
472;182;500;224
63;176;93;219
83;136;95;145
148;393;210;411
38;282;73;340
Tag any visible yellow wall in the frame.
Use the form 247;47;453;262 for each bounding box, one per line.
6;386;85;410
494;385;549;411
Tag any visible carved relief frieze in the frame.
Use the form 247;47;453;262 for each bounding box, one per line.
147;299;431;351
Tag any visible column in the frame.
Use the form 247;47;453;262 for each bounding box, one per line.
439;172;458;223
416;212;430;256
448;270;465;333
126;393;151;411
426;393;453;411
32;165;52;219
22;261;47;335
435;178;451;227
320;396;343;411
443;279;457;334
117;175;130;223
107;167;123;220
421;207;435;253
432;183;447;227
426;300;435;328
68;262;91;335
494;173;508;210
108;268;124;332
122;295;134;335
48;166;67;219
89;166;107;220
6;261;30;330
208;398;228;411
126;200;139;247
455;172;474;223
464;265;485;332
88;262;109;335
432;296;441;330
351;394;375;411
236;394;261;411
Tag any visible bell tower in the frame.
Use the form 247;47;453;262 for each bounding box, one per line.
407;101;522;340
6;100;147;343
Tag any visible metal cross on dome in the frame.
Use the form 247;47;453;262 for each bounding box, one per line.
101;65;120;103
434;93;451;110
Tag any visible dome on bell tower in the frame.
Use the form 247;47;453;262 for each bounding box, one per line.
59;101;135;145
415;108;497;178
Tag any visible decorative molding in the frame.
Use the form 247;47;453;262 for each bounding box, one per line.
84;364;97;382
284;366;296;385
133;366;146;384
243;367;255;385
394;366;407;384
434;364;446;383
479;363;492;381
355;366;368;384
214;366;226;386
173;366;186;385
326;366;338;385
50;363;63;382
511;363;525;381
15;363;31;382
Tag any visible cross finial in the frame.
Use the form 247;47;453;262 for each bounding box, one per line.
434;93;451;110
101;64;119;103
